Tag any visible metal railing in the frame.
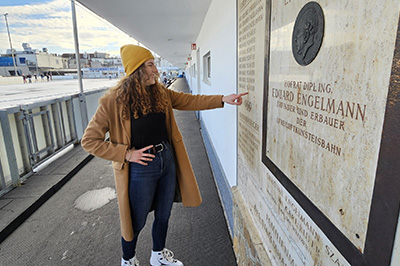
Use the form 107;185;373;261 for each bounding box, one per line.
0;88;107;196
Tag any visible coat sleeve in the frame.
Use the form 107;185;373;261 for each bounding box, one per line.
81;101;128;163
167;88;224;111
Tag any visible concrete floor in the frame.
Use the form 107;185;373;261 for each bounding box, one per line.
0;78;119;109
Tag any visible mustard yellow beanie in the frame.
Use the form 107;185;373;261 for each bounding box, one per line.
120;44;154;76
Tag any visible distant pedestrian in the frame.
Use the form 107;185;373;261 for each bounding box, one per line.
162;71;167;85
22;74;27;84
34;74;38;82
81;44;247;266
27;74;32;83
40;73;44;82
46;74;50;82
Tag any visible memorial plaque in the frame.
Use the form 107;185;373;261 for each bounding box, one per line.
237;0;265;184
237;0;400;265
263;0;399;250
245;167;349;265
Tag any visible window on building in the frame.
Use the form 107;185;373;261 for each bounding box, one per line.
203;52;211;85
19;57;26;64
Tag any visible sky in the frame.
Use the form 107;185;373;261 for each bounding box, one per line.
0;0;138;57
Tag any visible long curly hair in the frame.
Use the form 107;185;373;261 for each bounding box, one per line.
109;64;169;119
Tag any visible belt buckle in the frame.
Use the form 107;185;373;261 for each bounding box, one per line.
154;143;164;153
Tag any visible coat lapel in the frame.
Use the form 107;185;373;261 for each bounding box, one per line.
165;106;173;143
118;103;131;146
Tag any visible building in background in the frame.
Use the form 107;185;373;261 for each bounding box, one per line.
0;43;180;79
62;50;178;79
0;43;71;77
62;51;124;78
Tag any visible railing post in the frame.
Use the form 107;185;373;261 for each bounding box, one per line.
0;110;20;186
66;99;78;142
14;112;31;175
51;103;63;148
40;106;54;154
57;102;66;145
0;158;6;191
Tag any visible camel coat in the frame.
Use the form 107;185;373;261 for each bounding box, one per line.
81;86;223;241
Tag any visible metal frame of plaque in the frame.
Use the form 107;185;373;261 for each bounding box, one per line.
261;1;400;266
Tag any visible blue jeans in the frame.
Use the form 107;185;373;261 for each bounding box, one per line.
122;142;176;260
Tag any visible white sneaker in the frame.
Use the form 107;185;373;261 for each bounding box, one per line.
121;255;140;266
150;248;184;266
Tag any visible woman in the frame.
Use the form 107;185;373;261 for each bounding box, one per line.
81;44;247;266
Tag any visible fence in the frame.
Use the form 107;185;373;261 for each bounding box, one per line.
0;88;107;196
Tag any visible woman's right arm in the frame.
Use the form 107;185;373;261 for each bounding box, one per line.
81;103;128;163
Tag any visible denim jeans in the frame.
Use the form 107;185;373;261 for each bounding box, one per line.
122;142;176;260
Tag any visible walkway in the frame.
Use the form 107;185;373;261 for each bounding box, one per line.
0;78;237;266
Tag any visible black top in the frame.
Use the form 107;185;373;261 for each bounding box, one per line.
131;112;168;149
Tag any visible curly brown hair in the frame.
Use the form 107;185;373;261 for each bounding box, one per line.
109;64;169;119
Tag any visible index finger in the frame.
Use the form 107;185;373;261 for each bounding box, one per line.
239;92;249;97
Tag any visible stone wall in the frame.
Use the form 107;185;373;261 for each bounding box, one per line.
234;0;400;265
233;187;272;266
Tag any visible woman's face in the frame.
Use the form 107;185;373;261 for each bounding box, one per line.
143;59;158;86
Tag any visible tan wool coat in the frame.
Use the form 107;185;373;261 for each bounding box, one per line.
81;86;223;241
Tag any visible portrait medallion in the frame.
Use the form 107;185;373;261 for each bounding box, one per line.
292;2;324;66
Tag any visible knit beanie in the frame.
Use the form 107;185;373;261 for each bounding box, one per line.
120;44;154;76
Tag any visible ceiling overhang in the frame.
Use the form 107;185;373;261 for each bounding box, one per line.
76;0;212;69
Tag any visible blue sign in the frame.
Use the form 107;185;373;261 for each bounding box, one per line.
0;57;15;66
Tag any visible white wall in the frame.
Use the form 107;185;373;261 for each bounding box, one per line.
187;0;237;186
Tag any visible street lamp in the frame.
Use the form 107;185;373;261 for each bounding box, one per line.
4;13;18;76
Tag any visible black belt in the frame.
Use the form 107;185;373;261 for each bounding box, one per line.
144;141;168;154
